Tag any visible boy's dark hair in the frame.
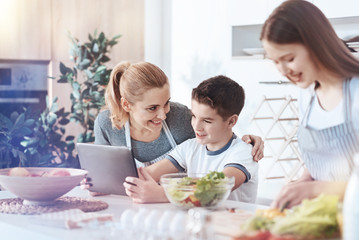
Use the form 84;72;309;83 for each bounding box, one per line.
192;75;245;120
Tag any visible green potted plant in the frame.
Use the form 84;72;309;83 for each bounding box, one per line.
0;30;120;169
0;97;76;168
56;30;121;142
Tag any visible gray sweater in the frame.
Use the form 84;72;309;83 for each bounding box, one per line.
94;102;195;163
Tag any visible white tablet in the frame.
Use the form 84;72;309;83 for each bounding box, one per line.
76;143;138;195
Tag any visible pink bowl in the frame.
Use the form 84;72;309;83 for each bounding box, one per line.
0;167;87;205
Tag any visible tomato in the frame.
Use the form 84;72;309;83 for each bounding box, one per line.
183;195;201;207
267;235;296;240
251;231;271;240
234;231;272;240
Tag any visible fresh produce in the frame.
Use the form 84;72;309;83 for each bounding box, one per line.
48;169;71;177
239;195;340;240
7;168;71;177
8;167;30;177
166;171;232;207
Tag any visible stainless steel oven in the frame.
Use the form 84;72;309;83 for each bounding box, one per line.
0;60;48;117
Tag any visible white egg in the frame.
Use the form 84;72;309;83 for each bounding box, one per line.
144;209;161;232
157;210;176;234
131;208;150;239
120;209;136;229
132;208;150;226
169;211;188;239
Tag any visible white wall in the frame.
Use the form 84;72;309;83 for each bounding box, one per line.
145;0;359;200
144;0;172;76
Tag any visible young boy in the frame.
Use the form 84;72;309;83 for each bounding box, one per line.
124;75;258;203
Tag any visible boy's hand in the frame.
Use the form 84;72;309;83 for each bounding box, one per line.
242;134;264;162
123;167;169;203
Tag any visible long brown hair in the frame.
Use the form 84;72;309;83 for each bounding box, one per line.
105;61;168;129
260;0;359;78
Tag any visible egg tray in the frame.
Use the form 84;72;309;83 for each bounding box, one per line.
0;196;108;215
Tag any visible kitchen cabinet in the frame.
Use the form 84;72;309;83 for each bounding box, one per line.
228;0;287;58
227;0;268;26
313;0;359;19
228;0;288;26
0;0;51;60
231;0;359;58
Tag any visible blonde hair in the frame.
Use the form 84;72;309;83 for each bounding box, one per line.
260;0;359;78
105;61;169;129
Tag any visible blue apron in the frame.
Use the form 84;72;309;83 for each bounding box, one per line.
297;79;359;181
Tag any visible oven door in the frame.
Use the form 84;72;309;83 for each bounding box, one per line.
0;91;47;117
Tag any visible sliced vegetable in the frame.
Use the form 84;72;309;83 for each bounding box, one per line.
271;195;339;238
240;194;340;239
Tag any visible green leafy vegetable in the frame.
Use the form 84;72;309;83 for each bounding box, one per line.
167;171;232;207
194;171;228;206
271;195;339;238
240;194;340;238
241;215;274;232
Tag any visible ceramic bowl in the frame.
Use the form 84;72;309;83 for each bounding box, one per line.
160;172;234;209
0;167;87;205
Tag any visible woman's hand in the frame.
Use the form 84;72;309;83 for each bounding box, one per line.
80;177;108;197
123;167;169;203
271;178;315;209
242;135;264;161
272;179;347;209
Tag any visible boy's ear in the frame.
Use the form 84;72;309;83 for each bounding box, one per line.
228;114;238;127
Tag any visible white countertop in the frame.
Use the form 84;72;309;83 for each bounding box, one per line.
0;187;266;239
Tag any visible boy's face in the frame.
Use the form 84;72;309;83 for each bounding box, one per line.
191;99;233;151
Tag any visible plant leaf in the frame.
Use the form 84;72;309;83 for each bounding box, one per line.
13;113;25;130
98;32;105;44
24;119;35;127
65;135;75;141
59;118;70;125
60;62;68;75
55;108;65;117
92;43;99;53
0;113;13;129
46;112;57;126
100;55;110;63
112;34;122;40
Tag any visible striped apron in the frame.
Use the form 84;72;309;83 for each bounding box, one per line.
297;79;359;181
124;120;177;168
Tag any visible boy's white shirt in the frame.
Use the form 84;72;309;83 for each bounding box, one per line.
167;136;258;203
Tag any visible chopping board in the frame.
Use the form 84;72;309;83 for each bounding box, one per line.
210;210;255;237
210;210;341;240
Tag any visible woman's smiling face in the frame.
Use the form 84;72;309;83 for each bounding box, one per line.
128;83;170;133
262;40;319;89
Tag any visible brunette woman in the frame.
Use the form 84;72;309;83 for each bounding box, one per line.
261;0;359;208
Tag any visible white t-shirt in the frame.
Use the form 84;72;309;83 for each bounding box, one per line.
298;77;359;130
167;136;258;203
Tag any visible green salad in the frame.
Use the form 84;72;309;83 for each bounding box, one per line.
166;171;231;207
241;194;340;239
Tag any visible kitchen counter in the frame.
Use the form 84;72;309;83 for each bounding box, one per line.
0;187;267;239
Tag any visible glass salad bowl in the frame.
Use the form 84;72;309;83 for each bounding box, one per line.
160;172;234;209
